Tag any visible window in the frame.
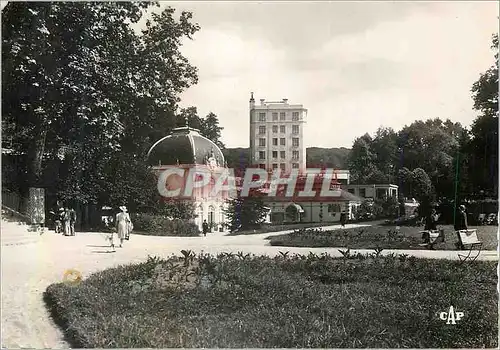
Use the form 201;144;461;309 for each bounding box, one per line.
259;138;266;147
327;204;341;213
272;163;278;169
292;138;299;147
292;125;299;134
272;138;278;146
292;163;299;169
359;188;366;198
280;151;286;159
272;112;278;121
280;112;286;120
258;126;266;134
292;112;299;121
272;151;278;158
280;164;286;171
280;138;285;146
259;113;266;122
259;164;266;169
280;125;286;133
292;150;299;160
272;125;278;133
259;151;265;160
347;188;355;194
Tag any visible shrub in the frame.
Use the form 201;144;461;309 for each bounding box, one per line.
131;213;200;236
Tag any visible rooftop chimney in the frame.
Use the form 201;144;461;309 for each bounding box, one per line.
260;98;265;105
283;98;288;104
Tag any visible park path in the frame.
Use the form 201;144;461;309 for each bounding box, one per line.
1;219;497;349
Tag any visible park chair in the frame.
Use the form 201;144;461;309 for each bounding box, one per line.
419;229;445;249
456;229;482;262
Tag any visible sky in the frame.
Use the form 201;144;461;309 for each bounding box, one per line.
158;1;498;148
2;1;498;148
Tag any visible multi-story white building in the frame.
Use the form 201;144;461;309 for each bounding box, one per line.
249;93;307;174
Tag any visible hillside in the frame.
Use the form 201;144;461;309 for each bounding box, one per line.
222;147;351;169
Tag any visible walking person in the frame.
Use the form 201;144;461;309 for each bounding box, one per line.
202;220;209;237
340;211;347;228
57;205;66;234
62;207;71;236
113;206;132;248
69;207;77;236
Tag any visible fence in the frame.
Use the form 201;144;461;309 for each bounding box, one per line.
2;190;25;214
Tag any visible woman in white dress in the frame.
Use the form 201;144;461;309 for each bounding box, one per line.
110;206;132;249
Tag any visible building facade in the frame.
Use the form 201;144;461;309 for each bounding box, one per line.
249;93;307;174
344;184;398;200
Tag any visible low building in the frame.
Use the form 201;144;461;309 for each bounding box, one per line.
264;190;364;223
256;173;364;223
344;184;398;200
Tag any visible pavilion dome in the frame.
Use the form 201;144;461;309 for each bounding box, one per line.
147;126;225;168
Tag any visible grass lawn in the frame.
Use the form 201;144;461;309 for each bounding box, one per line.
226;220;383;236
44;252;497;348
268;224;498;250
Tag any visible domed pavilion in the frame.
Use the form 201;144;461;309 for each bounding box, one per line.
147;124;232;232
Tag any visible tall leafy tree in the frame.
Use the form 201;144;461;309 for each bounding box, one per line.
467;33;498;197
177;107;225;148
224;193;268;231
347;133;377;184
2;2;201;213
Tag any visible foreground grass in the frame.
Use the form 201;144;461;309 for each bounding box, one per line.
45;252;497;348
268;224;498;250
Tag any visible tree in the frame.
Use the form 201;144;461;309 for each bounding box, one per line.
371;127;398;182
471;33;498;119
466;33;499;197
397;119;465;199
224;194;268;231
411;168;433;201
348;133;377;184
202;112;225;149
177;107;225;148
2;2;201;217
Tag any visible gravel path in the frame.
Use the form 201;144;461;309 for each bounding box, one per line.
1;219;497;348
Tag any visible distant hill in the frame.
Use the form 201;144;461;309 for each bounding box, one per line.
306;147;351;169
222;147;351;169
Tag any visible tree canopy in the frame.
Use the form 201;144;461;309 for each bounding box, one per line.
2;2;225;214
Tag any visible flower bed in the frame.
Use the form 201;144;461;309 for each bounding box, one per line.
268;225;498;250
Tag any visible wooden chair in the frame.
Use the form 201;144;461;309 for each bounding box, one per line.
419;229;445;249
456;229;483;262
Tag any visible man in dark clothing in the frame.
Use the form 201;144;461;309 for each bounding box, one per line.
202;220;209;237
454;205;468;250
340;211;347;228
425;208;438;231
454;205;468;231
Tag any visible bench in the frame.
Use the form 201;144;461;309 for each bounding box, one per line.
456;229;483;261
419;229;444;249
